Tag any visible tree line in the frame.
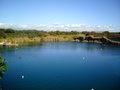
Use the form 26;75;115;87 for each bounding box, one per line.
0;28;120;39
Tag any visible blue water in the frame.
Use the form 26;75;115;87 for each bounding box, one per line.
0;42;120;90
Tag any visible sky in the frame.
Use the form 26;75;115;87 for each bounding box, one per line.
0;0;120;31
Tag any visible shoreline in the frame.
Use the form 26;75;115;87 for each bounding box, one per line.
0;42;18;46
0;35;120;46
0;39;102;47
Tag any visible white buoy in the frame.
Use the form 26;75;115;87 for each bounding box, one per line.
83;57;85;60
22;75;24;79
91;88;94;90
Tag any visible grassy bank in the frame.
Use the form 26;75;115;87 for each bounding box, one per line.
0;28;120;45
0;28;85;44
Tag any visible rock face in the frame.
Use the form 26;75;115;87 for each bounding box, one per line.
74;37;84;42
75;36;120;45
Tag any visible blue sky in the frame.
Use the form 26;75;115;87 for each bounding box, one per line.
0;0;120;26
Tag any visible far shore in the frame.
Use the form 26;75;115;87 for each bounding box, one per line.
0;28;120;46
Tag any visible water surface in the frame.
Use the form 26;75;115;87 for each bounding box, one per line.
0;42;120;90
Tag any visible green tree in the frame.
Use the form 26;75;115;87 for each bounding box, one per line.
0;55;7;73
103;31;109;37
0;30;6;38
82;31;90;36
5;29;15;33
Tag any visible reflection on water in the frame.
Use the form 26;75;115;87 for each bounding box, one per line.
18;42;42;46
0;42;119;54
0;42;120;90
0;72;3;80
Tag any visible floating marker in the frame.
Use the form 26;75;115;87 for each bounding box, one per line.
22;75;24;79
91;88;94;90
83;57;85;60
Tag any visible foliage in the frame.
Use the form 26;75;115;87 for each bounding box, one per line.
0;30;6;38
0;28;44;39
82;31;90;36
103;31;110;37
0;55;7;73
0;28;120;42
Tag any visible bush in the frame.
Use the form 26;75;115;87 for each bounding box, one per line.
0;55;7;73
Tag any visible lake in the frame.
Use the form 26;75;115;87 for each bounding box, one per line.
0;42;120;90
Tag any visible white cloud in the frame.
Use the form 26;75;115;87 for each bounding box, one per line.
0;22;119;32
